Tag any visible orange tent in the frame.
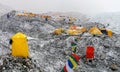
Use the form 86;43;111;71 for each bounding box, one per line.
70;25;77;30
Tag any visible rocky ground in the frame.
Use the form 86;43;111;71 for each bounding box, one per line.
0;11;120;72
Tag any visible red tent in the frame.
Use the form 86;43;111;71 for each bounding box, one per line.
86;46;94;59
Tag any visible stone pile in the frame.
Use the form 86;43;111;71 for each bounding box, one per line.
0;54;41;72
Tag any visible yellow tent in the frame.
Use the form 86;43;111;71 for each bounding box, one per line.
11;32;29;58
53;28;64;35
100;28;112;37
16;13;27;16
89;26;102;35
76;27;87;33
106;29;112;37
67;29;78;35
69;26;86;34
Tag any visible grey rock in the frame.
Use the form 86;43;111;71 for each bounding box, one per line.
115;41;120;48
49;48;56;54
100;53;106;60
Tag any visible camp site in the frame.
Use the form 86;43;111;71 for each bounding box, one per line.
0;0;120;72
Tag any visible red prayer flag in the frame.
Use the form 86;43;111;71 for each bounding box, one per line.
72;53;80;62
63;65;68;72
86;46;94;59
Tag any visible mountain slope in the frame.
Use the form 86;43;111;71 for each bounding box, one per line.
0;3;12;16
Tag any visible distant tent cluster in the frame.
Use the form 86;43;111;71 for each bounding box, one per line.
53;25;112;37
16;11;78;24
16;12;37;17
